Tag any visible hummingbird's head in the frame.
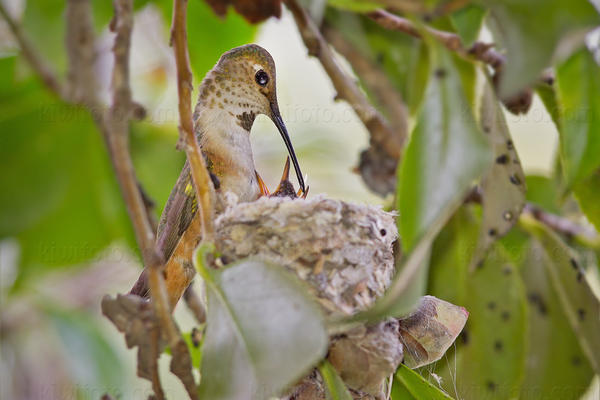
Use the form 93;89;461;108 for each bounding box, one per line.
197;44;305;193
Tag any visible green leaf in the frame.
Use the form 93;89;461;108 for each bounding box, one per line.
47;307;125;397
535;82;560;129
397;43;492;252
455;243;527;399
196;257;328;399
395;364;453;400
556;48;600;187
427;207;527;399
450;4;487;48
0;57;134;285
327;0;390;12
521;216;600;373
428;206;479;307
319;361;353;400
452;53;477;110
573;170;600;232
21;0;67;72
519;241;594;399
483;0;599;97
391;376;416;400
470;78;526;267
181;331;203;369
525;175;561;214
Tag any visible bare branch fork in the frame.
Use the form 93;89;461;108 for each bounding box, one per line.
1;0;198;398
284;0;404;160
284;0;405;195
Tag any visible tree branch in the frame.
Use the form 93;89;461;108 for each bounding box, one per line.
105;0;158;264
170;0;216;241
523;204;600;248
0;3;64;97
321;23;408;142
366;9;534;114
183;285;207;324
285;0;403;160
65;0;98;106
367;9;506;70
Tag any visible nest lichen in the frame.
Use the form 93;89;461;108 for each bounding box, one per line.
215;195;398;316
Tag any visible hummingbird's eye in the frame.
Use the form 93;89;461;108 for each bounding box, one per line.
255;70;269;87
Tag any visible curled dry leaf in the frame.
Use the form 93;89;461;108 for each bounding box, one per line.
204;0;282;23
102;294;198;399
492;70;533;115
101;294;161;382
398;295;469;368
357;145;398;196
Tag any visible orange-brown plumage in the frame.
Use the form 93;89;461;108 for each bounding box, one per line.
130;44;305;309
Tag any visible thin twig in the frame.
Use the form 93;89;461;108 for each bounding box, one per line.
0;3;64;96
285;0;403;160
465;187;600;248
367;8;536;114
106;0;162;272
65;0;98;105
367;9;506;70
523;204;600;248
105;1;174;398
183;286;206;324
170;0;216;241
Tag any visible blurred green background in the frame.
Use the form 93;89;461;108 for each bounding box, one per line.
1;0;600;399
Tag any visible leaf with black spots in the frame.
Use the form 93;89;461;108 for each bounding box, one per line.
521;216;600;373
470;78;526;269
519;242;594;399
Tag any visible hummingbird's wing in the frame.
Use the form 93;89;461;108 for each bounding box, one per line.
156;161;198;260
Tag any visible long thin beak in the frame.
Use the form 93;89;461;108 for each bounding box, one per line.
270;102;305;194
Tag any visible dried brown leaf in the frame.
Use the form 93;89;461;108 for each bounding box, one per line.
398;295;468;368
204;0;282;23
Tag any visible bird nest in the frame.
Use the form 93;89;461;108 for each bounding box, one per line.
215;194;398;316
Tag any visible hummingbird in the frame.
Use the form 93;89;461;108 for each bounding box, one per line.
130;44;306;307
